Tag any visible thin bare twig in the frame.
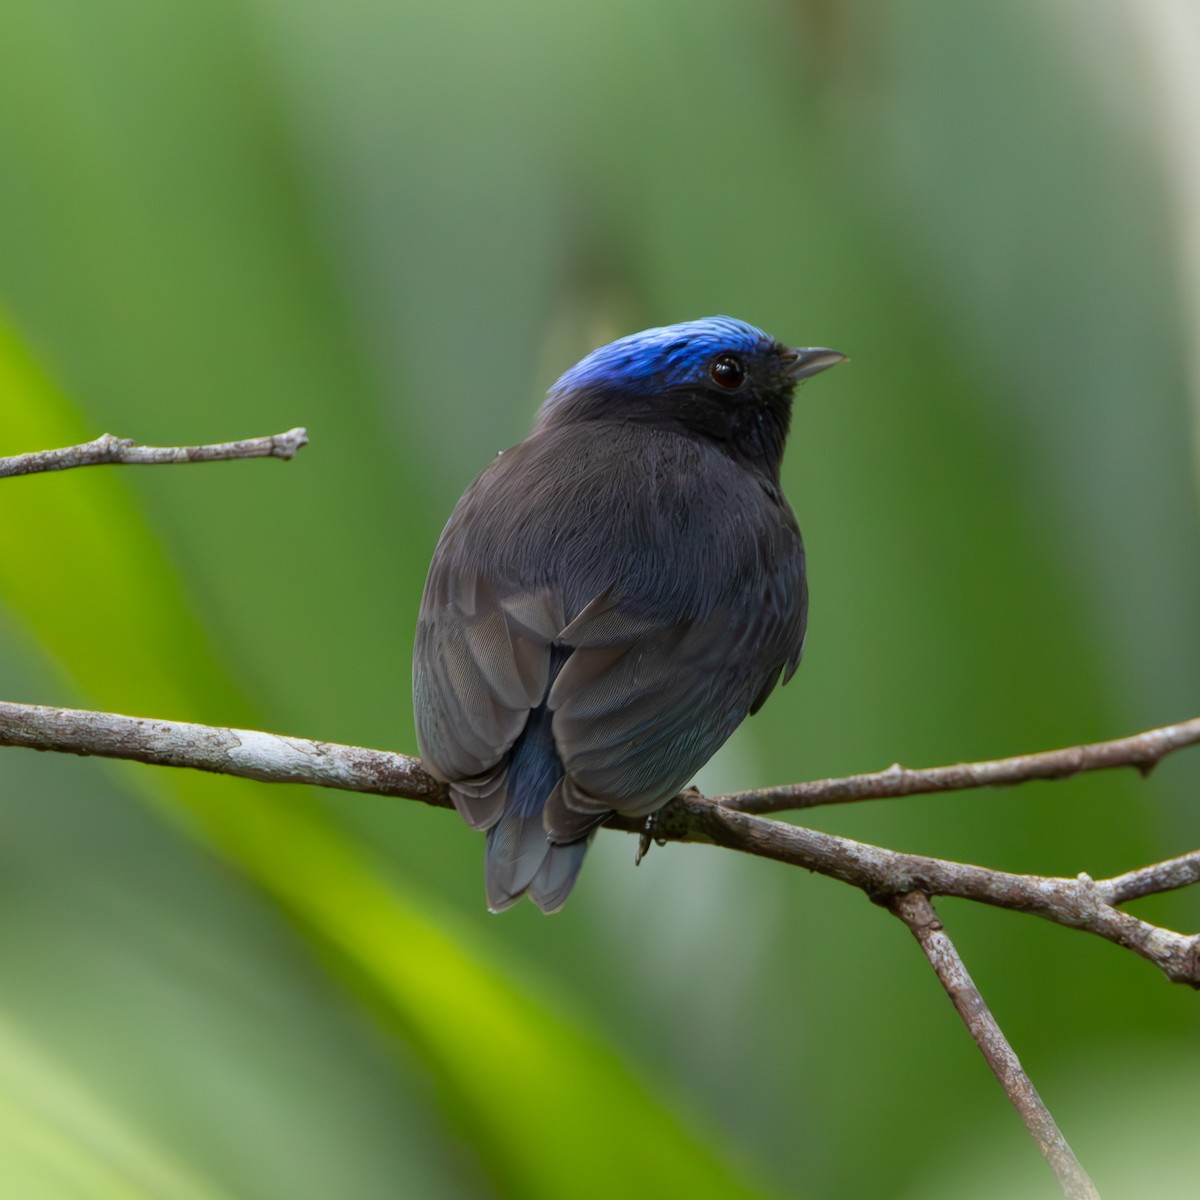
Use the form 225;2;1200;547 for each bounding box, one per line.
0;428;309;478
888;892;1100;1200
720;716;1200;813
1;699;1197;988
1099;851;1200;904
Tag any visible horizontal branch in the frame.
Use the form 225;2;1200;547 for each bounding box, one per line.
721;716;1200;813
0;700;444;805
0;428;309;478
2;698;1197;986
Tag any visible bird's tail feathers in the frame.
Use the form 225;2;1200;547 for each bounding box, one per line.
528;836;592;913
449;764;508;831
484;704;592;913
485;807;555;911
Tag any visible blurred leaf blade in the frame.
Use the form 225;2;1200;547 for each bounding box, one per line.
0;1014;235;1200
0;0;1197;1196
0;316;243;722
0;316;775;1198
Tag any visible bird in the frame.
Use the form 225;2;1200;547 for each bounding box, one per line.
413;316;845;912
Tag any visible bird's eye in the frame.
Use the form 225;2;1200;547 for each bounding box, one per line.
709;354;746;390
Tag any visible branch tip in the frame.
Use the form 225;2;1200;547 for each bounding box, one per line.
721;715;1200;814
0;426;311;477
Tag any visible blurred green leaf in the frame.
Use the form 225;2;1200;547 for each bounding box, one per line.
0;1014;233;1200
0;315;773;1198
0;0;1197;1196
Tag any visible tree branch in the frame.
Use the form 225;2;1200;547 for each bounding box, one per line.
640;798;1200;985
2;699;1197;990
5;426;1199;1197
888;892;1100;1200
0;700;445;806
0;428;309;478
720;716;1200;813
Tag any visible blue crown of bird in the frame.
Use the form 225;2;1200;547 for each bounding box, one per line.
413;316;845;911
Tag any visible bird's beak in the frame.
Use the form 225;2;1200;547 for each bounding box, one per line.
782;347;848;383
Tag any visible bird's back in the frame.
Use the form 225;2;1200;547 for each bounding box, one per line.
414;417;806;911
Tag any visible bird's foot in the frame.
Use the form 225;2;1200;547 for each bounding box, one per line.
635;812;668;865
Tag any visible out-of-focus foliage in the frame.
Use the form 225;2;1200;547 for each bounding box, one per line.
0;325;767;1199
0;1;1196;1198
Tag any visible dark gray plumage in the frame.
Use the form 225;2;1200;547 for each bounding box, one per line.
413;316;845;911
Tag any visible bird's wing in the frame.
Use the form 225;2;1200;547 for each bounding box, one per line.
415;431;806;843
543;571;804;842
415;564;802;842
413;564;562;830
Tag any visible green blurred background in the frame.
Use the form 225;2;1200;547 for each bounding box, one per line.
0;1;1198;1197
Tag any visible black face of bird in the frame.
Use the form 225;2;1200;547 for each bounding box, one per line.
538;317;845;478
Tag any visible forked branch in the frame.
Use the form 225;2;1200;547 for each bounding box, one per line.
0;699;1196;986
5;427;1196;1200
